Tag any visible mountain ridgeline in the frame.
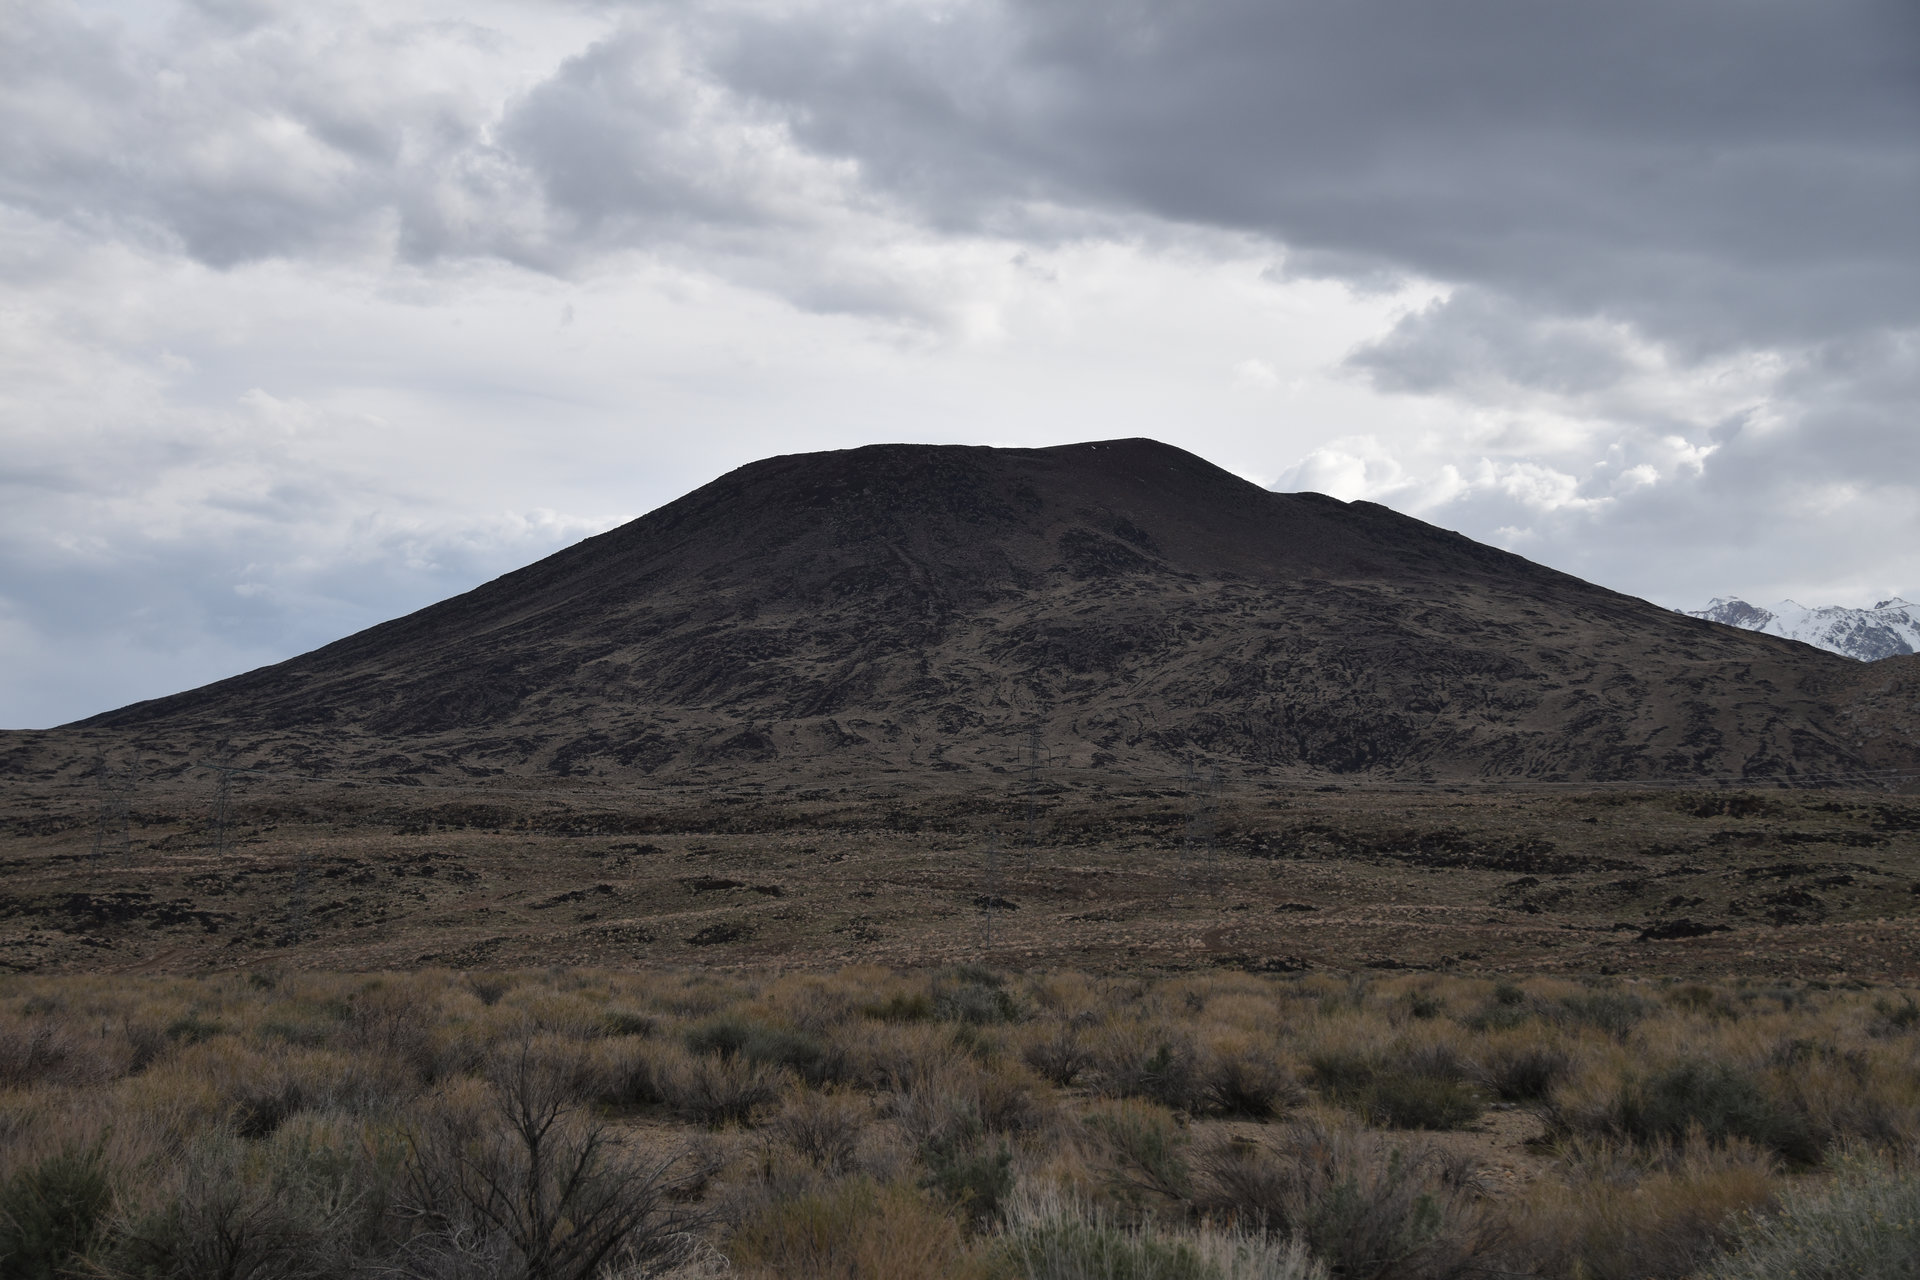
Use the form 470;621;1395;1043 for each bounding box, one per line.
1686;596;1920;663
71;440;1918;785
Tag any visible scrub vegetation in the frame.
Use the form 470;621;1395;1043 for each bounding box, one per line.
1;965;1917;1279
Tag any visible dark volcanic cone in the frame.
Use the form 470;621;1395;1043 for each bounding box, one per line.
51;439;1919;784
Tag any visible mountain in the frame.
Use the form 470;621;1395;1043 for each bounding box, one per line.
1686;597;1920;662
49;439;1920;785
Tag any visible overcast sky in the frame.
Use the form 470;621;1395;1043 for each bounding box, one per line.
3;0;1917;728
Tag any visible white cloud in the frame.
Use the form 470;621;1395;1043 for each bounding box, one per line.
1232;357;1280;389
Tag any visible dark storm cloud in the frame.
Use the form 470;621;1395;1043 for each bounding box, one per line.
18;0;1913;353
1745;333;1920;481
1347;290;1637;398
497;29;795;239
715;0;1920;350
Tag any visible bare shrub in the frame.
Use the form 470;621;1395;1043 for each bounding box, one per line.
1401;991;1445;1022
1697;1147;1920;1280
590;1036;670;1110
892;1063;987;1153
1548;1059;1820;1165
599;1008;657;1038
976;1062;1049;1136
466;975;514;1007
768;973;870;1036
1194;1116;1498;1280
124;1020;171;1074
106;1128;366;1280
657;1050;790;1128
0;1020;108;1090
684;1015;844;1086
1867;994;1920;1038
228;1073;309;1140
18;966;1916;1280
1766;1042;1920;1152
922;1140;1014;1232
888;1056;1046;1160
1081;1099;1193;1207
835;1017;968;1094
1197;1040;1303;1119
1546;989;1651;1040
0;1145;112;1279
887;1062;1032;1231
342;984;440;1084
861;989;937;1023
1474;1036;1572;1103
1307;1047;1483;1131
399;1048;702;1280
1672;984;1748;1021
932;969;1022;1026
1022;1021;1092;1087
768;1088;868;1173
1502;1139;1774;1280
1090;1025;1201;1112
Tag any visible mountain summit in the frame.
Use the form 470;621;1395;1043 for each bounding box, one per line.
1686;597;1920;662
69;439;1915;784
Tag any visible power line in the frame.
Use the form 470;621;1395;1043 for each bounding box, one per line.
165;755;1919;797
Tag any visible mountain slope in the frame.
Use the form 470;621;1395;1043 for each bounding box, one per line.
1687;597;1920;662
66;439;1914;784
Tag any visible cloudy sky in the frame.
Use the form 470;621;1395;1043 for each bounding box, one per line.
3;0;1917;728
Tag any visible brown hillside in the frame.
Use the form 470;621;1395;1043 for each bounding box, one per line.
54;438;1917;785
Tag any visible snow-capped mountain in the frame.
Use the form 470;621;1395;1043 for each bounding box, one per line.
1686;597;1920;661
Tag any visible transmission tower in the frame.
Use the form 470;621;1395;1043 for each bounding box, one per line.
206;761;235;858
1182;758;1222;888
88;756;110;866
118;759;136;867
92;758;136;867
1203;766;1224;888
1022;725;1043;866
1181;756;1199;862
979;834;1002;955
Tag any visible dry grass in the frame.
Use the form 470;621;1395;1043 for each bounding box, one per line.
0;966;1915;1278
729;1177;977;1280
1499;1139;1777;1279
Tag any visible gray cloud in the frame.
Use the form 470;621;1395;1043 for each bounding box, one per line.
714;0;1920;349
2;5;399;263
0;4;889;291
1349;290;1638;398
9;0;1915;347
499;28;801;239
